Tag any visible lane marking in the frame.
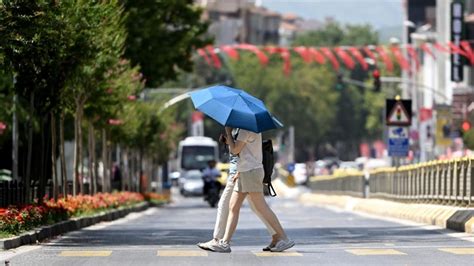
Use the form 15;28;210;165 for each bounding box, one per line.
254;252;302;257
157;250;208;257
59;250;112;257
346;249;406;256
439;248;474;255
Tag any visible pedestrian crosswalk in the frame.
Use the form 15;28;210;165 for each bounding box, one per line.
54;248;474;257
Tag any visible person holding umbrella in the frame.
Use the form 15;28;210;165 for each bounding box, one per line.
197;128;278;252
190;85;294;253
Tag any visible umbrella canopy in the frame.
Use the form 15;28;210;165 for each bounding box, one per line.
189;85;283;133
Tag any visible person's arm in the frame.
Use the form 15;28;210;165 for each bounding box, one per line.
225;127;245;155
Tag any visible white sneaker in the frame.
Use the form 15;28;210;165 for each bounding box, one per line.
208;239;231;253
270;239;295;252
197;239;218;251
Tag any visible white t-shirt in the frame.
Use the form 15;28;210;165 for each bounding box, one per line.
236;129;263;172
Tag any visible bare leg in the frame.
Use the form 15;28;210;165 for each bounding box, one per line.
223;191;247;242
247;192;288;241
248;197;278;246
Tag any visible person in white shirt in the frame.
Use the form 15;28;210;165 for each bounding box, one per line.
208;127;294;253
197;129;277;252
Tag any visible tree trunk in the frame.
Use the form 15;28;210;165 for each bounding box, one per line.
123;148;129;191
38;117;47;203
51;113;58;201
25;92;34;203
108;144;113;192
92;127;99;193
59;112;67;197
78;108;84;194
138;149;143;193
88;121;96;195
73;105;79;196
102;128;108;193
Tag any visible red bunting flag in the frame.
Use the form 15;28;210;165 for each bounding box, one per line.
206;45;222;69
348;47;368;70
390;46;410;71
433;42;450;53
308;47;326;64
448;41;469;57
320;47;340;71
420;43;435;58
293;46;312;63
334;47;356;69
375;46;393;72
197;48;211;65
236;44;269;66
460;41;474;65
220;45;239;60
265;46;292;75
406;45;420;70
363;46;377;61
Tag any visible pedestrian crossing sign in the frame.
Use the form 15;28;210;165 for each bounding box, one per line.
386;99;412;126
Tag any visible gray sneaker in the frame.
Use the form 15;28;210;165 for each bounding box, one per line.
208;239;231;253
270;239;295;252
197;239;218;251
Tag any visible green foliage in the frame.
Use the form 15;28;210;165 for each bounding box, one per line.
463;128;474;150
121;0;211;87
291;21;382;158
293;21;378;47
229;52;339;157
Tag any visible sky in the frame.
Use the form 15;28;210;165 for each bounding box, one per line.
261;0;404;29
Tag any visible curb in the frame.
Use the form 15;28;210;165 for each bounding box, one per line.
0;201;150;250
299;193;474;234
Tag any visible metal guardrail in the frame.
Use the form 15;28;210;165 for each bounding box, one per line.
308;157;474;206
309;171;366;198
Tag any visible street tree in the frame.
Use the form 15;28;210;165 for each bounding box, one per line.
121;0;211;87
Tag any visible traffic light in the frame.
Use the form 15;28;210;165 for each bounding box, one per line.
462;120;471;132
372;68;381;92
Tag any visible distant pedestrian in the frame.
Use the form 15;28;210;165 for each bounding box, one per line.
207;127;294;253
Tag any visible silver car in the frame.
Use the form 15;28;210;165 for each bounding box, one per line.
179;170;204;196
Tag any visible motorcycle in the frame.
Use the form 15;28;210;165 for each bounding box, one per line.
205;180;221;208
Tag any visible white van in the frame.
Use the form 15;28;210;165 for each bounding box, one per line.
177;136;219;172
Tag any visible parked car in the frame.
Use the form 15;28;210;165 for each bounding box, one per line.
179;170;204;196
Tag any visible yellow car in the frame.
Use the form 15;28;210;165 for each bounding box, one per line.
217;162;230;185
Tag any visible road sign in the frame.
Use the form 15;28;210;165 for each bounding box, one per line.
451;1;464;82
386;99;412;126
388;126;409;157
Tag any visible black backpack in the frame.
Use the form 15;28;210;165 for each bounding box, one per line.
262;139;277;197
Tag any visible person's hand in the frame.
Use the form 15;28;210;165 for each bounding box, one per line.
231;172;240;183
225;126;232;135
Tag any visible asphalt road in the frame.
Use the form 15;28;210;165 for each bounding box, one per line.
2;188;474;266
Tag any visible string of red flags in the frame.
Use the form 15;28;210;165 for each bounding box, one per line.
196;41;474;75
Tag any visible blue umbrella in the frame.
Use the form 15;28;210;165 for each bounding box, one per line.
189;85;283;133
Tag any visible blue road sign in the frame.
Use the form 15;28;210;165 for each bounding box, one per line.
388;126;409;157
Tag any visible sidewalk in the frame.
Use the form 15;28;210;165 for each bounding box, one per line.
272;179;474;234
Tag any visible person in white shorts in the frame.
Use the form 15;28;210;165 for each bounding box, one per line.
197;129;278;251
208;127;294;253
